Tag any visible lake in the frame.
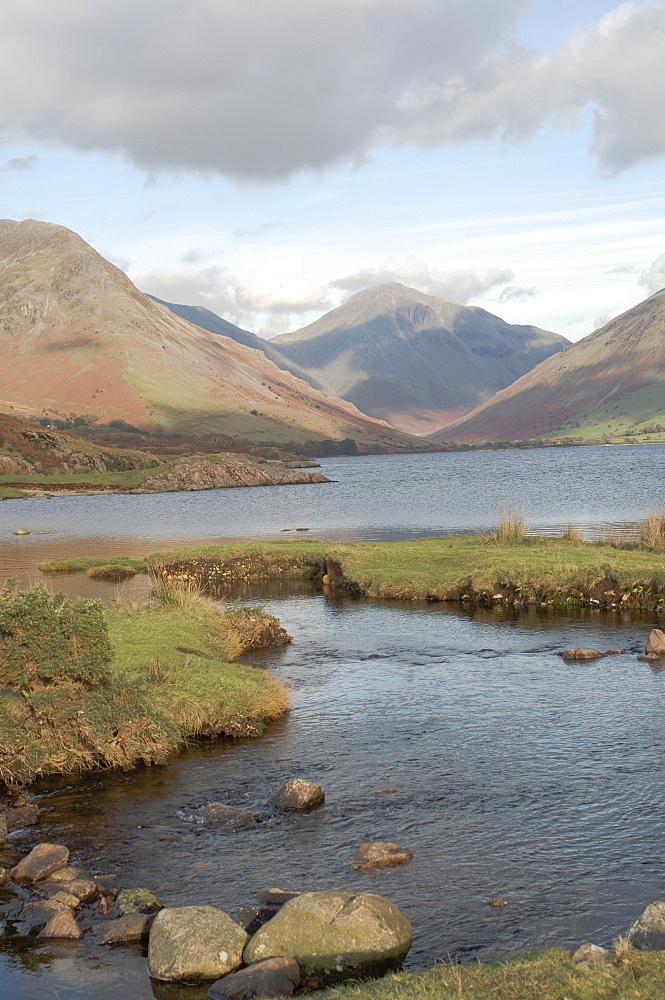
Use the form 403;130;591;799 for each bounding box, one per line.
1;445;665;999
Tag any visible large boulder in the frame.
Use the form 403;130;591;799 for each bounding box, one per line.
628;901;665;949
208;957;300;999
243;891;413;987
646;630;665;655
148;906;248;981
270;780;325;812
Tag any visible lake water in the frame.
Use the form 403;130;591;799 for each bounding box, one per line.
1;446;665;999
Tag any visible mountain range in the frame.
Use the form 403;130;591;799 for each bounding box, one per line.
157;284;569;435
437;288;665;443
0;220;423;452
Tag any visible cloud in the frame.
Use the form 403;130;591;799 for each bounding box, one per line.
233;222;282;239
133;264;331;333
331;256;514;303
498;285;537;303
640;251;665;293
0;2;662;181
136;208;156;222
3;154;38;171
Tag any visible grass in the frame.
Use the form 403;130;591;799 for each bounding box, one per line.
0;464;170;489
0;582;290;785
320;947;665;1000
39;556;147;573
147;533;665;610
640;511;665;549
483;507;526;544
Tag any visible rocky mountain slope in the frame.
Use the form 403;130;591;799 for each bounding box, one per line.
157;284;568;435
0;220;421;452
436;289;665;443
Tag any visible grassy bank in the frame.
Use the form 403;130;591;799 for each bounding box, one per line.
0;582;290;785
323;947;665;1000
146;534;665;611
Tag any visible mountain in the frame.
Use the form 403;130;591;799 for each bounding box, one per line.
435;289;665;443
267;284;569;434
0;220;424;452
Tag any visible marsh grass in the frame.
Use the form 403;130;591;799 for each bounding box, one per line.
640;510;665;549
482;507;527;544
561;524;583;544
39;556;146;574
319;948;665;1000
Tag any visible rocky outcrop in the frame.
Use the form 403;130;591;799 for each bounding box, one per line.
270;780;325;812
148;906;248;981
243;891;413;987
138;455;329;493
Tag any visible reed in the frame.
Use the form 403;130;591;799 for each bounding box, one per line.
639;510;665;549
484;506;527;544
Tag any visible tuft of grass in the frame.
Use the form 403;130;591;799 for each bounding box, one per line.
86;564;138;582
640;510;665;549
561;524;583;544
40;556;147;574
483;507;527;544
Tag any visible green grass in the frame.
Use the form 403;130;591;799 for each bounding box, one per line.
0;464;170;488
322;947;665;1000
147;535;665;610
39;556;147;574
0;585;289;784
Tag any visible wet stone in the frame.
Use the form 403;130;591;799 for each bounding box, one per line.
44;878;98;903
48;890;80;909
13;899;69;935
38;909;84;940
11;843;69;883
115;887;161;914
270;779;325;812
0;815;7;845
352;842;413;870
179;803;257;829
236;906;278;934
257;889;302;906
5;803;40;831
208;957;301;999
42;866;90;883
93;912;154;944
559;649;604;661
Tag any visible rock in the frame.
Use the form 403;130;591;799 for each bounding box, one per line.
257;889;302;906
208;957;300;1000
628;901;665;949
243;891;413;988
571;943;610;968
5;802;40;831
13;899;70;935
270;779;325;812
115;888;161;914
604;649;625;655
637;654;660;662
38;909;84;940
94;913;154;944
13;529;30;535
42;865;90;883
0;815;7;845
352;842;413;871
44;878;98;903
181;803;257;829
236;906;279;934
11;843;69;883
48;890;80;909
0;867;8;886
488;897;506;907
646;629;665;655
148;906;248;981
558;649;604;661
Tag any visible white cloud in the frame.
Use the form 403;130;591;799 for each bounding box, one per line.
133;263;331;333
640;251;665;293
331;256;514;303
2;1;663;181
498;284;537;303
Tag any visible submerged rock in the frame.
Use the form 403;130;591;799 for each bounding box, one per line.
208;957;300;1000
558;649;604;661
571;943;610;968
270;779;325;812
646;629;665;655
148;906;248;981
352;842;413;871
178;803;257;829
488;897;506;908
13;899;70;935
243;890;413;988
11;843;69;883
628;901;665;949
5;802;40;831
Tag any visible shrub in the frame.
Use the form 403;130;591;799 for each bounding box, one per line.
0;583;112;690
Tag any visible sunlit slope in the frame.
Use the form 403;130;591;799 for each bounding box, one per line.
270;283;568;435
436;289;665;443
0;220;420;450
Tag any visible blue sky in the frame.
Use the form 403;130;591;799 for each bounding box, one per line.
0;0;663;341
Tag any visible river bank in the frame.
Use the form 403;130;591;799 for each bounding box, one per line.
0;583;290;786
143;535;665;612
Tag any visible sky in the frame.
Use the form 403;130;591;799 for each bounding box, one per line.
0;0;664;341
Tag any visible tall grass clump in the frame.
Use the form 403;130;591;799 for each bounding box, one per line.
561;524;583;544
640;510;665;549
483;506;527;544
